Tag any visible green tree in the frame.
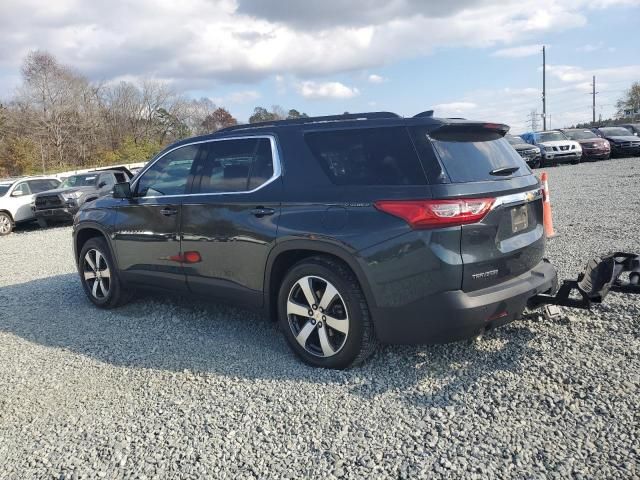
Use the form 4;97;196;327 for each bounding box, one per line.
286;109;308;119
249;106;278;124
616;82;640;119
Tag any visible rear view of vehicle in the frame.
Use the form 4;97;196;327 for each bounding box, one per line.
561;128;610;160
278;117;557;368
358;121;557;349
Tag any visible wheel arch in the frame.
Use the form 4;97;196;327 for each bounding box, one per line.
74;225;115;267
264;240;376;323
0;209;15;223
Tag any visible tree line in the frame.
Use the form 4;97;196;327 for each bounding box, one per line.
0;51;307;177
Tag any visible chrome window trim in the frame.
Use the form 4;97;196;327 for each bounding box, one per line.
130;135;282;199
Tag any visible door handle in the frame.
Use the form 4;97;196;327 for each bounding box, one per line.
251;207;276;217
160;207;178;217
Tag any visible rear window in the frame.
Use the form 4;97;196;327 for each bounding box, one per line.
304;127;426;186
413;126;529;183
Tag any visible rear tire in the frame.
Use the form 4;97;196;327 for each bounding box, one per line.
78;237;132;308
0;212;13;235
278;256;377;369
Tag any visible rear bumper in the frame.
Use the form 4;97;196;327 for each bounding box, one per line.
372;260;558;344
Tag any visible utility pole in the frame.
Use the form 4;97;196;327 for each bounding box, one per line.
592;75;597;125
528;109;539;131
542;45;547;130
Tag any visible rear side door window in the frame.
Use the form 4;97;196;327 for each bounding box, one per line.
304;127;426;186
195;138;274;194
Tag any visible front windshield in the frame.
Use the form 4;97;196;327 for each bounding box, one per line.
538;131;567;143
0;185;10;196
505;135;524;145
564;130;598;140
600;127;633;136
60;174;97;188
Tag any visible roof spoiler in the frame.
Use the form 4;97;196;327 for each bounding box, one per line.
430;122;510;136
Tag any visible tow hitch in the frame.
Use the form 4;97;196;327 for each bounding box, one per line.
530;253;640;316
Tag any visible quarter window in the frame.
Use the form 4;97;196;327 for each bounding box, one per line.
136;144;200;197
196;138;274;194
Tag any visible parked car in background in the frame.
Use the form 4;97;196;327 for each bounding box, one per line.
520;130;582;167
0;176;61;235
73;111;557;369
592;126;640;157
560;128;610;161
32;168;131;225
505;134;542;168
618;123;640;136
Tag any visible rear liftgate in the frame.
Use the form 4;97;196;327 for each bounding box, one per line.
530;253;640;319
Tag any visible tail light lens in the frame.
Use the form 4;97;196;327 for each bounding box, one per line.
374;198;495;229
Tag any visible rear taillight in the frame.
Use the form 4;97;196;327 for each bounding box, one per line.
374;198;495;229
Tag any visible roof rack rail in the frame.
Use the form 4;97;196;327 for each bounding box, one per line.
414;110;434;118
215;111;401;134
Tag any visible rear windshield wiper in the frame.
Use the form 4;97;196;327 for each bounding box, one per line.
489;166;520;176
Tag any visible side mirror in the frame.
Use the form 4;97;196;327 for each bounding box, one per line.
98;181;107;188
113;182;132;199
11;190;24;197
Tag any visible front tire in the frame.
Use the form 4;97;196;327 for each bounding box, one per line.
0;212;13;235
78;237;132;308
278;256;377;369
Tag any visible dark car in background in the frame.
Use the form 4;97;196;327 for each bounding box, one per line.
72;111;557;369
618;123;640;136
33;168;131;224
560;128;610;161
592;126;640;157
505;134;542;168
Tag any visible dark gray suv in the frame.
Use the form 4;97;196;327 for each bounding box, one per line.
72;111;558;369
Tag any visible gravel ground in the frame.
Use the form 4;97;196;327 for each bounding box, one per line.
1;157;639;479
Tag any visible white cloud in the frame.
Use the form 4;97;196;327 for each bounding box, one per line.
0;0;633;88
577;42;602;52
492;44;543;58
297;81;360;99
368;74;386;84
228;90;261;103
433;102;478;114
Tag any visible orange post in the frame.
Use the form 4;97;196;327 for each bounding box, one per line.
540;171;557;238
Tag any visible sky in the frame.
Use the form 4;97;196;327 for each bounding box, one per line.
0;0;639;133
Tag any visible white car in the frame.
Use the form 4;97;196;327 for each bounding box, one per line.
521;130;582;167
0;176;61;235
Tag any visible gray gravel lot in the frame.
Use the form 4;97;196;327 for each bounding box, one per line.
1;158;639;479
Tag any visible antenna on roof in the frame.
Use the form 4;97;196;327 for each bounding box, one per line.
413;110;434;118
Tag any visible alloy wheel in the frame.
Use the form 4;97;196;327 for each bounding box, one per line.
287;275;350;358
0;214;11;235
83;249;111;299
